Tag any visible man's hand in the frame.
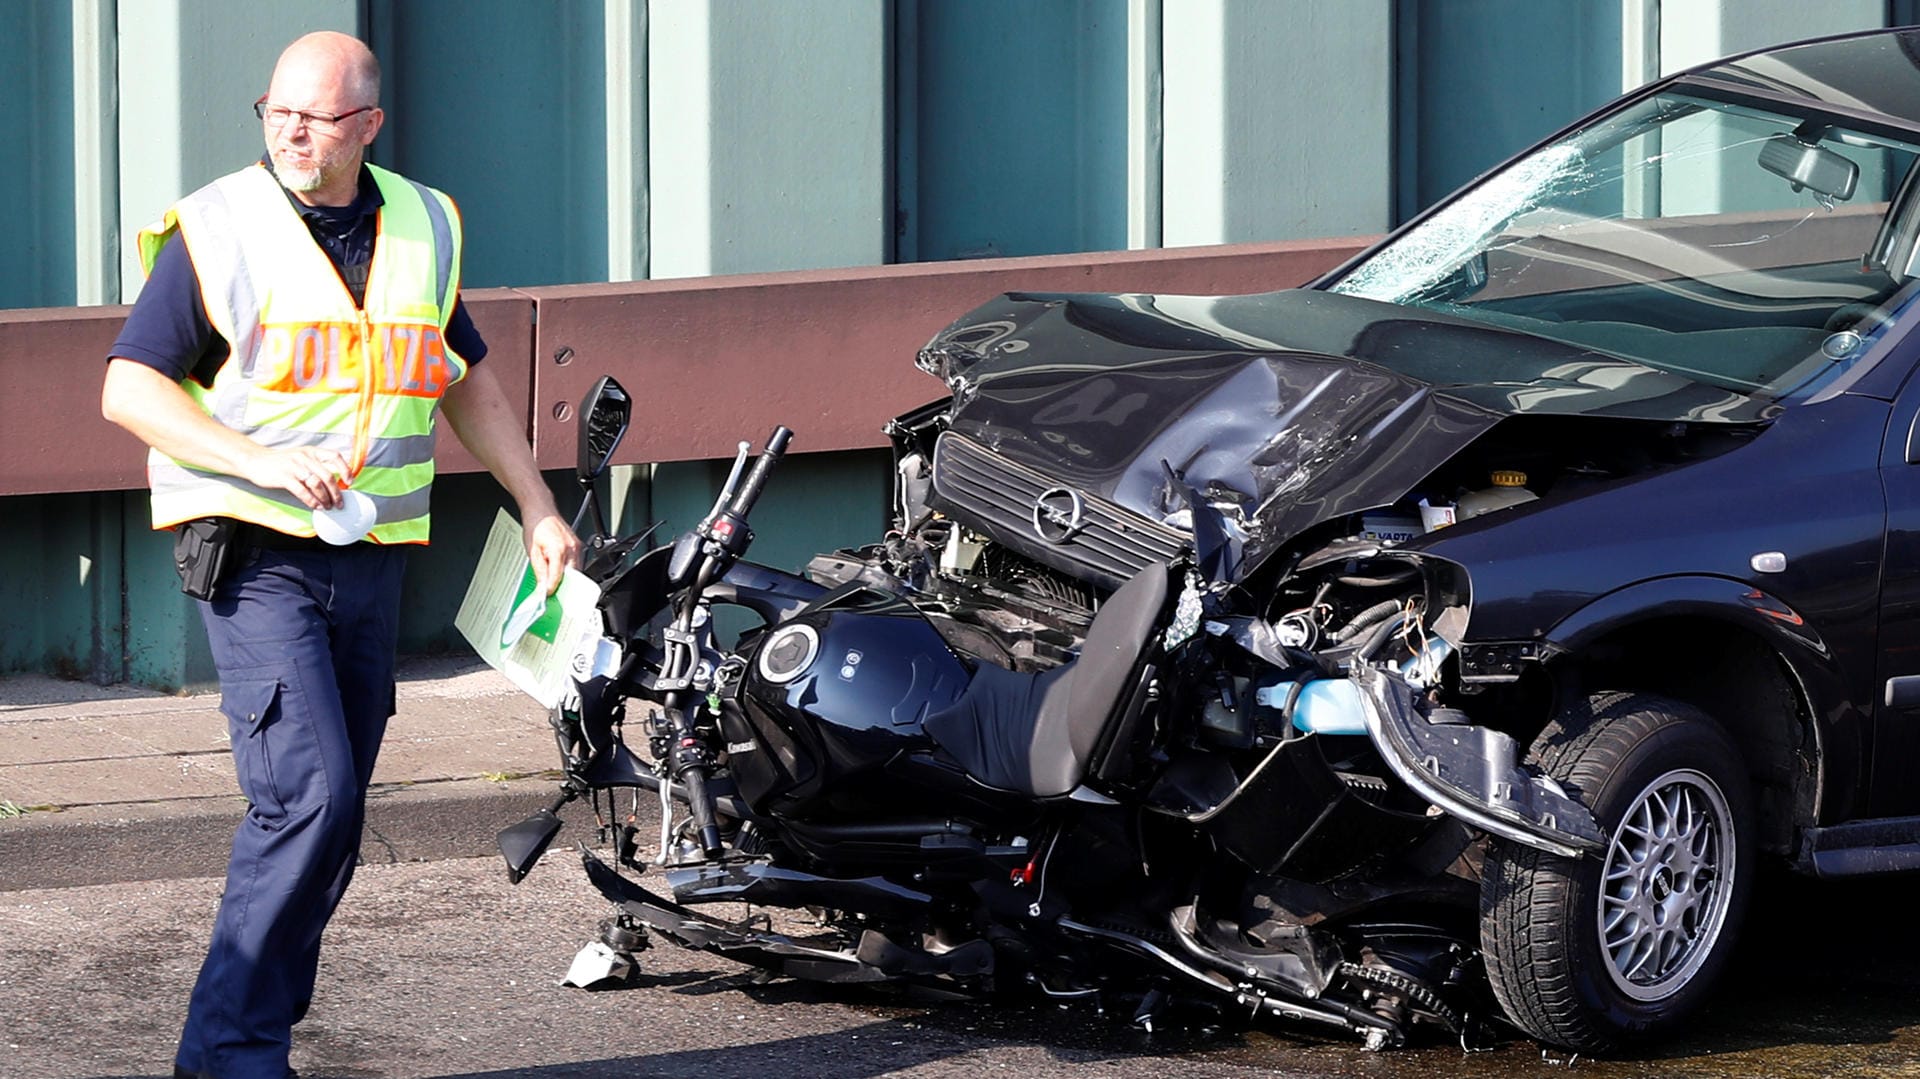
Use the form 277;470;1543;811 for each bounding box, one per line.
524;512;582;596
240;446;353;510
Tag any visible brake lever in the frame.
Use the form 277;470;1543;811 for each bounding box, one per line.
703;441;752;529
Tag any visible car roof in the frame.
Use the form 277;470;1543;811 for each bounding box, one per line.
1685;28;1920;133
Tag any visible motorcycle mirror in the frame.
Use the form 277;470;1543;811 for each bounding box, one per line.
497;808;566;884
577;376;632;483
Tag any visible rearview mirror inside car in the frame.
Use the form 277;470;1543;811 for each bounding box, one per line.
1758;133;1858;201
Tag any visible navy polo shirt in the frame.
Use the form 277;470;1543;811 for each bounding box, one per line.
108;160;486;387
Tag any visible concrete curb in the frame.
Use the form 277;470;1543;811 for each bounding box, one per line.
0;658;612;892
0;775;608;892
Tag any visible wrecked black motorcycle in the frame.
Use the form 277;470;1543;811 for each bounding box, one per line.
499;364;1603;1053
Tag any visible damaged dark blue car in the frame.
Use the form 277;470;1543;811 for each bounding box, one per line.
516;28;1920;1055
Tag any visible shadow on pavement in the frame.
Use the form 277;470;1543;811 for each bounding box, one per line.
76;1014;1156;1079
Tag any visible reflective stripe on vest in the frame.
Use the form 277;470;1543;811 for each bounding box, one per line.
137;163;465;544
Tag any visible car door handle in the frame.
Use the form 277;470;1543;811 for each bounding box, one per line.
1884;676;1920;711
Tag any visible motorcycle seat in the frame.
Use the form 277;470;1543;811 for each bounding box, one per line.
924;562;1170;798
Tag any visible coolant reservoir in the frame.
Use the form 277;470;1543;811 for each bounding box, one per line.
1254;679;1368;735
1456;470;1537;521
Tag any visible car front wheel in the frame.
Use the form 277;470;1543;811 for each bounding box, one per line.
1479;691;1754;1052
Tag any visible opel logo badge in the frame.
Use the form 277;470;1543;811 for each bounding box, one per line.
1032;487;1087;544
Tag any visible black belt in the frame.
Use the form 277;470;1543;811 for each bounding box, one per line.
235;520;372;552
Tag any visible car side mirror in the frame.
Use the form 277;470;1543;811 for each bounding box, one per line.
577;376;632;482
1759;134;1857;201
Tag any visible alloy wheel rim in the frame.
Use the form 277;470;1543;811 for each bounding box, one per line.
1596;768;1736;1002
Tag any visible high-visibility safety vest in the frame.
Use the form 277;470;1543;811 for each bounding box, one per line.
136;162;466;545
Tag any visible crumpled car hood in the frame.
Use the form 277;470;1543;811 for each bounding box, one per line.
921;288;1776;576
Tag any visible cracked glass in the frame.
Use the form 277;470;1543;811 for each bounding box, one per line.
1330;92;1920;399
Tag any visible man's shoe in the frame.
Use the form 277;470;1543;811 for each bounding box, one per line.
172;1066;298;1079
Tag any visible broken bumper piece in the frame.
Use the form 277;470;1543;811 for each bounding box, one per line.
1353;663;1606;859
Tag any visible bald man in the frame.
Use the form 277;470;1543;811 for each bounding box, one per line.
102;32;577;1079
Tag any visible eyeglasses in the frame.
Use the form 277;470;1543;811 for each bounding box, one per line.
253;97;375;132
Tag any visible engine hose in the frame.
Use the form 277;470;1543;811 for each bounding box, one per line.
1336;566;1420;588
1332;599;1404;643
1354;612;1411;661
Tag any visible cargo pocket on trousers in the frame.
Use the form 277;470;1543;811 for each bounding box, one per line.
220;678;288;827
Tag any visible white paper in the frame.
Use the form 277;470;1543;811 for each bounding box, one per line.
455;509;609;708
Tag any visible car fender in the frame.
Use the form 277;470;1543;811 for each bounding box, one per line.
1539;573;1846;818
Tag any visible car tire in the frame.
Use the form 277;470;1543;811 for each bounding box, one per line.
1479;691;1754;1052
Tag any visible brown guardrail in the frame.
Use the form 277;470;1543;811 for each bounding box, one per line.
0;236;1372;495
2;292;537;496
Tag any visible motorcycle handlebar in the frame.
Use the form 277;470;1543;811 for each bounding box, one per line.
666;705;726;860
654;425;790;863
725;427;793;520
680;764;726;859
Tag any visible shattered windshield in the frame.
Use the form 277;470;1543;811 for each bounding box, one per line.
1329;92;1920;398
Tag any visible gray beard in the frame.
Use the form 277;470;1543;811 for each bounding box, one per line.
277;164;324;193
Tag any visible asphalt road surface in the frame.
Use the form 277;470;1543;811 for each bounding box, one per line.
5;850;1920;1079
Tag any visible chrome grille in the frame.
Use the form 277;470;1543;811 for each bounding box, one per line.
931;433;1188;588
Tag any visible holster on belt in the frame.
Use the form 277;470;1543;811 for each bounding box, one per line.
173;516;242;600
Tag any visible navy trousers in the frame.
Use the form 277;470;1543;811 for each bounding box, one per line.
176;545;406;1079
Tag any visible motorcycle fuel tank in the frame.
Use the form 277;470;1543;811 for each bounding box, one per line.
732;587;971;812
